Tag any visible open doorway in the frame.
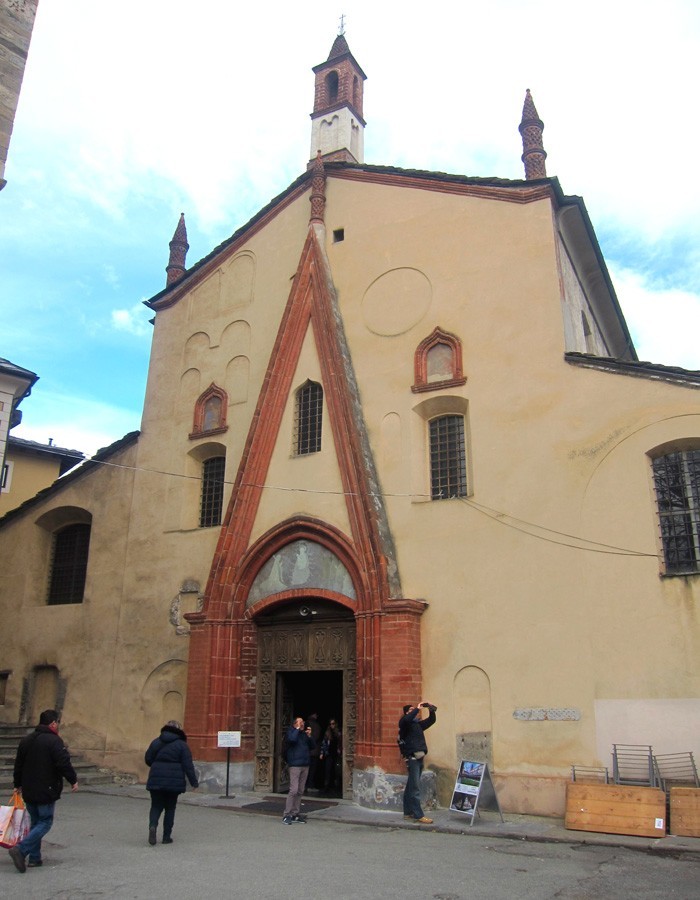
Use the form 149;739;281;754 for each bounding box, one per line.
275;670;344;796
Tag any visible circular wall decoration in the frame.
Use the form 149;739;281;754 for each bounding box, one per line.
362;267;432;336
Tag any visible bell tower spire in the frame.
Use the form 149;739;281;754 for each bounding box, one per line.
165;212;189;286
310;26;367;165
519;89;547;180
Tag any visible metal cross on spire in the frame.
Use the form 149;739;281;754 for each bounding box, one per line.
338;13;346;35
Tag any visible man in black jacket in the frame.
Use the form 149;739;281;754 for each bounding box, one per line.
9;709;78;873
398;701;437;824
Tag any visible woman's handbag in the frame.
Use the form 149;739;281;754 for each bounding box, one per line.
0;789;30;848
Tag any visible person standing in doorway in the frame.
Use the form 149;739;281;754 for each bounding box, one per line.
9;709;78;873
305;712;321;792
399;701;437;825
145;720;198;845
320;717;342;794
282;717;315;824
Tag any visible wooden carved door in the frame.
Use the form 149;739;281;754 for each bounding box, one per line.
275;676;294;792
255;611;356;797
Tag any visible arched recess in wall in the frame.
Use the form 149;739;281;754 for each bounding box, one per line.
163;691;185;725
140;660;188;748
226;355;250;405
189;271;221;322
579;415;700;571
320;115;340;154
220;253;255;309
180;368;201;410
183;331;212;371
25;664;64;725
454;665;493;767
220;319;251;357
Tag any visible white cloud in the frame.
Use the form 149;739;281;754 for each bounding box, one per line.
103;264;119;289
12;390;141;458
612;266;700;370
111;302;152;338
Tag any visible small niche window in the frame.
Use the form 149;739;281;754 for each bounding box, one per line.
430;415;467;500
294;380;323;455
333;228;345;243
652;449;700;574
48;523;91;604
413;327;466;393
191;384;228;438
200;456;226;528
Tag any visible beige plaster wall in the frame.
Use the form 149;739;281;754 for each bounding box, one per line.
0;450;61;516
0;175;697;815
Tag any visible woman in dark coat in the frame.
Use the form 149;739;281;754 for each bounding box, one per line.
144;720;198;845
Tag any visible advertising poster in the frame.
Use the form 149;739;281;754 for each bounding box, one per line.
450;760;483;815
450;760;503;824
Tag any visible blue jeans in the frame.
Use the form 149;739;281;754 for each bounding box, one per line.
19;801;55;863
403;756;425;818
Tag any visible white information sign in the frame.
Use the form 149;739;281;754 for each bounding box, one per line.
217;730;241;748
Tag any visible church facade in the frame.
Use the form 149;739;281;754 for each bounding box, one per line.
1;34;698;816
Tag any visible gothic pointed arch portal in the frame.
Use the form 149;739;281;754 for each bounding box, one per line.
254;594;356;797
183;222;427;796
241;519;359;796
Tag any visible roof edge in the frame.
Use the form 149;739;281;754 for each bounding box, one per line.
565;352;700;386
0;430;140;529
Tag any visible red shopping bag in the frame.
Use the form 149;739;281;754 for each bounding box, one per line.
0;790;29;848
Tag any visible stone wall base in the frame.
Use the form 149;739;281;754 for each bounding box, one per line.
493;773;567;817
195;761;256;795
352;766;437;811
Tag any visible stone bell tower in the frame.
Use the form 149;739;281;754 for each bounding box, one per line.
310;27;366;164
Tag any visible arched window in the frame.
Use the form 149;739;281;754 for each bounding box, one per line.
651;449;700;574
412;327;466;393
200;456;226;528
294;381;323;455
326;70;339;105
429;415;467;500
191;384;228;438
48;523;91;604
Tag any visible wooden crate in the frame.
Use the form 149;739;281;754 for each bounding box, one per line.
670;787;700;837
565;783;666;838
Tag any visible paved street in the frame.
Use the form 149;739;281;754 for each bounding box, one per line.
2;791;699;899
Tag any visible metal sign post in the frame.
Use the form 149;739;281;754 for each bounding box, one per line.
217;731;241;799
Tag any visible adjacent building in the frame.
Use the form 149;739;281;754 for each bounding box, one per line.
0;435;84;517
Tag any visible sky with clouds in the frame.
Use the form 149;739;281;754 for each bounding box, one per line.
2;0;699;457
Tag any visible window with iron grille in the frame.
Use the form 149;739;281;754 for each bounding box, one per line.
47;523;91;604
430;415;467;500
652;449;700;574
295;381;323;455
200;456;225;527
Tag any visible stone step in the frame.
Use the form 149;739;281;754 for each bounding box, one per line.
0;724;136;793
